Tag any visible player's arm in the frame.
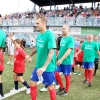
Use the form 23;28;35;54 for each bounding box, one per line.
43;49;54;69
37;49;54;76
60;48;72;61
76;50;82;57
57;48;72;66
96;49;100;56
29;47;37;57
95;43;100;56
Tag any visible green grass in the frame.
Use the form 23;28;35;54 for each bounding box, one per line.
2;50;100;100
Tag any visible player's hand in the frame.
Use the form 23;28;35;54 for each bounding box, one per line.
76;57;78;61
28;56;32;63
57;59;62;66
37;67;46;76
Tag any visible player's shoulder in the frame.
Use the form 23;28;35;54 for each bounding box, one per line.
68;35;74;41
18;48;24;52
92;41;97;44
46;29;54;35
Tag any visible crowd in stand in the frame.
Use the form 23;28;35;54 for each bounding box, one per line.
0;3;100;26
0;3;100;20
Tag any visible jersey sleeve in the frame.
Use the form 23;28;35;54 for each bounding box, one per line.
95;42;99;51
67;37;74;49
99;43;100;51
81;42;85;50
19;49;27;58
48;32;56;49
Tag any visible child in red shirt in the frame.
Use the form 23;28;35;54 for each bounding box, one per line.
0;49;4;97
74;41;83;75
10;39;30;94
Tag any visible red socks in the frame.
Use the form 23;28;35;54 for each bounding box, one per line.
55;72;70;92
30;86;37;100
85;69;93;83
65;75;70;93
85;69;88;81
88;70;93;83
49;89;56;100
30;86;56;100
55;72;64;89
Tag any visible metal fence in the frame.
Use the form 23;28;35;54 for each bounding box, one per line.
1;17;100;26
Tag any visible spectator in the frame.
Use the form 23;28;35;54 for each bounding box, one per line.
22;38;26;49
0;15;2;25
56;34;62;50
74;37;80;48
6;32;15;65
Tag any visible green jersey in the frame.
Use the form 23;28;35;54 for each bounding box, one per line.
58;36;74;65
36;30;56;72
0;30;6;48
94;41;100;58
81;41;99;62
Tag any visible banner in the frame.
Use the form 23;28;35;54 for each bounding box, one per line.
70;27;81;35
7;27;33;32
81;27;100;35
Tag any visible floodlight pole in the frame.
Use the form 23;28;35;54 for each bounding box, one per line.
94;1;95;7
69;0;71;13
50;1;52;10
17;0;19;12
92;1;93;7
34;3;36;11
92;0;95;7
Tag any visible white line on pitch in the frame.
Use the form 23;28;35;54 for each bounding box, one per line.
0;73;62;100
0;81;42;100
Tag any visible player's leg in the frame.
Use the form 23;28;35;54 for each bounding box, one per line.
74;62;78;75
83;62;88;84
60;65;71;97
43;72;56;100
88;62;94;87
10;72;19;93
30;68;38;100
78;62;82;75
93;58;99;76
17;73;30;94
0;71;4;97
55;65;65;95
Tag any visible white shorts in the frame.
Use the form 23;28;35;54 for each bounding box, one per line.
8;47;14;55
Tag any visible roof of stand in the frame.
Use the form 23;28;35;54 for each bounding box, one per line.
30;0;99;6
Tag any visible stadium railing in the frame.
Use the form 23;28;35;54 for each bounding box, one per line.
1;17;100;26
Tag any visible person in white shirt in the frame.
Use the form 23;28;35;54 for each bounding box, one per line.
6;32;15;65
31;40;36;48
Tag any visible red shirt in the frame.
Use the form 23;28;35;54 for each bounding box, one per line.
13;48;27;73
72;57;76;68
76;47;83;62
0;50;4;71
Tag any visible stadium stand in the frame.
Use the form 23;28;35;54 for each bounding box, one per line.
1;3;100;26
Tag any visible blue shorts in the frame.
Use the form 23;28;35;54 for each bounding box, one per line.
31;67;56;87
82;62;94;69
56;64;72;75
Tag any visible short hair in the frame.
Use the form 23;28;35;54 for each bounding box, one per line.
36;14;47;24
88;33;93;36
80;41;83;43
93;35;98;37
10;32;14;35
